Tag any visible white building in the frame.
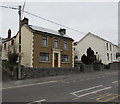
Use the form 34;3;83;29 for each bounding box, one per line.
74;32;119;65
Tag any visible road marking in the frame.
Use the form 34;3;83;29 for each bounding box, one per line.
112;80;120;84
71;86;111;100
96;93;120;102
75;87;111;98
2;80;57;90
91;93;110;99
70;85;103;94
28;99;46;104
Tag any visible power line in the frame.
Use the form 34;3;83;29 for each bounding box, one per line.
0;5;18;10
0;5;86;35
24;11;86;34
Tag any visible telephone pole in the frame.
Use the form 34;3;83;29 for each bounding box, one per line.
18;5;21;79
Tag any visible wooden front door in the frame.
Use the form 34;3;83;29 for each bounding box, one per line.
54;53;58;67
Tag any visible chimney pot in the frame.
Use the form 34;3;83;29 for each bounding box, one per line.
58;28;66;35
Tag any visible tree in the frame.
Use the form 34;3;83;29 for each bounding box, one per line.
7;44;18;65
81;47;96;65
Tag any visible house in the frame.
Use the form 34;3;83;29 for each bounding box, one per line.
74;32;119;65
2;17;74;68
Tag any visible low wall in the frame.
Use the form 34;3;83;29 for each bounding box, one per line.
21;67;80;78
110;62;120;70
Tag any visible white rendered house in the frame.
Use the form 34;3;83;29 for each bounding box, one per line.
74;32;119;65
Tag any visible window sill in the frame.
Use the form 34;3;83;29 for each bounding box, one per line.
61;62;69;64
42;46;48;48
63;49;68;51
39;61;50;63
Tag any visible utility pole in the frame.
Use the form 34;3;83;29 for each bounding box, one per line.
18;5;21;79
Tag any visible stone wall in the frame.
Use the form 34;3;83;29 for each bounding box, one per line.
21;67;80;78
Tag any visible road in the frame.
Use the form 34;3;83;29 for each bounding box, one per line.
2;70;119;103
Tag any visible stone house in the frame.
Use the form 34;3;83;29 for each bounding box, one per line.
2;17;74;68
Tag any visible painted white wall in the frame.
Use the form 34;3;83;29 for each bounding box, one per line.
2;25;34;67
74;33;119;65
21;25;33;67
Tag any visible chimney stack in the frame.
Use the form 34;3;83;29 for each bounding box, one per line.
21;17;29;26
58;28;66;35
8;29;11;39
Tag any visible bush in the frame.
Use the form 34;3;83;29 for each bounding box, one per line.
81;47;96;65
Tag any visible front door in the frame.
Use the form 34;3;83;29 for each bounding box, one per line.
54;53;58;67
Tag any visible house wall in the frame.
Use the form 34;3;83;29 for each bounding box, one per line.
2;41;9;60
33;33;73;68
21;26;33;67
74;33;119;65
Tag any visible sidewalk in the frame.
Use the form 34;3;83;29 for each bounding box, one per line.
2;70;111;88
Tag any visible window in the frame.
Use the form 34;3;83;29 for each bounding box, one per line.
11;40;14;45
107;53;109;61
61;55;68;62
54;39;58;48
40;53;49;61
106;43;108;50
4;43;6;49
111;53;112;62
42;36;47;47
110;44;112;51
64;40;67;50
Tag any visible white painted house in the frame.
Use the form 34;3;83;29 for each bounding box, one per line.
74;32;119;65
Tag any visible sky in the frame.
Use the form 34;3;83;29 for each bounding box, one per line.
0;0;119;45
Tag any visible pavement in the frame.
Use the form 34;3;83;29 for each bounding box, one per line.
3;70;108;88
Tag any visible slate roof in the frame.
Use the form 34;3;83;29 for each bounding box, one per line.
28;25;74;40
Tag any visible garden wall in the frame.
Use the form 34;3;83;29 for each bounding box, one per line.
21;67;80;79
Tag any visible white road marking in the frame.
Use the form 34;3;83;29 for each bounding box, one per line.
3;80;57;90
72;86;111;99
112;80;119;84
70;85;103;94
28;99;46;104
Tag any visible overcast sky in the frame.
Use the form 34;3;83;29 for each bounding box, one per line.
0;1;118;45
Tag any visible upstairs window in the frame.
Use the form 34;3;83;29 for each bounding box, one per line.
106;43;108;50
64;40;67;50
11;40;14;45
54;39;58;48
40;53;49;61
42;36;47;47
110;44;112;51
4;43;6;49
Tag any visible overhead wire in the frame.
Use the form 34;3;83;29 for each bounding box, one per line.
24;11;86;34
0;5;86;35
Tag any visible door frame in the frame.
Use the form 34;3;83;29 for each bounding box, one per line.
52;49;61;67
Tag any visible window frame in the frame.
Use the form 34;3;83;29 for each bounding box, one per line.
107;53;109;61
40;52;49;62
106;43;109;50
54;38;58;48
42;36;48;47
63;40;68;50
61;55;69;63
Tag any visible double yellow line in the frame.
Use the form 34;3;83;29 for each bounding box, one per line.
96;93;120;102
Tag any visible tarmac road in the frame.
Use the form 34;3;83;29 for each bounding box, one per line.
2;70;119;103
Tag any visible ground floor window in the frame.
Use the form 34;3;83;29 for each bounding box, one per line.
61;55;68;63
40;52;49;61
